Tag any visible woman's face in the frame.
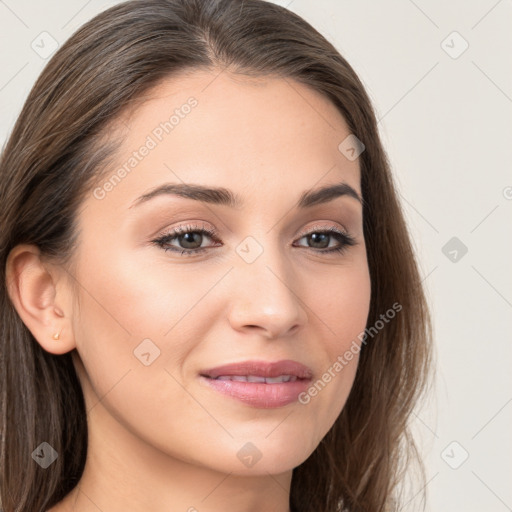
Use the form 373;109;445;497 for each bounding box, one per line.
66;70;371;475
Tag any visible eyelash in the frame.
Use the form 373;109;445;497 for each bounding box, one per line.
152;223;357;257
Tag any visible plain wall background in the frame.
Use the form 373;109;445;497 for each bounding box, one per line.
1;0;511;510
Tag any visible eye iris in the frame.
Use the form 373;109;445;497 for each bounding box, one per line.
308;232;329;249
180;232;202;249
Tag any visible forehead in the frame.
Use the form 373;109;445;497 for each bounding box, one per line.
86;69;361;215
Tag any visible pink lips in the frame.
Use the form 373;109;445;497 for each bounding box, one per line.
199;359;313;408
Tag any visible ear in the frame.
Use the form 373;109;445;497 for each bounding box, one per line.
5;244;76;355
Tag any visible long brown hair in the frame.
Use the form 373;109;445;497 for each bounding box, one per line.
0;1;432;510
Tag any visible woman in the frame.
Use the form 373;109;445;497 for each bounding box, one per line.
0;1;432;511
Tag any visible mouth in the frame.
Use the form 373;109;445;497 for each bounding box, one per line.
198;359;313;408
200;359;313;380
207;374;300;383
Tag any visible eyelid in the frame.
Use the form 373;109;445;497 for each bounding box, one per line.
297;222;351;239
156;222;220;244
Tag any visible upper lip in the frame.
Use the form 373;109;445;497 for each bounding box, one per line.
200;359;313;380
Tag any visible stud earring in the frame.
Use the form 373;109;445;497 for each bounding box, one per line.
52;329;62;341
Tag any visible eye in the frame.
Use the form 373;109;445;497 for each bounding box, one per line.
152;223;220;257
293;225;356;255
151;223;357;257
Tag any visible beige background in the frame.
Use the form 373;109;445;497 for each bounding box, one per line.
1;0;511;510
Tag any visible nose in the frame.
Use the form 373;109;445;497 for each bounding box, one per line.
227;246;308;340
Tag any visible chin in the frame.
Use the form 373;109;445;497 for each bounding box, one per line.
205;434;317;476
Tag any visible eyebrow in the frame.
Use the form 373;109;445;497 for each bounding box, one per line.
128;181;363;210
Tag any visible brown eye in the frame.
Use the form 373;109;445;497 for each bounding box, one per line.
152;224;220;256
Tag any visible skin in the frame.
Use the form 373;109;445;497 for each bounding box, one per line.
6;70;371;512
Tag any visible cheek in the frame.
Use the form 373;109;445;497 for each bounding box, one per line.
318;258;372;352
70;244;228;401
70;251;220;458
73;240;222;345
298;260;371;432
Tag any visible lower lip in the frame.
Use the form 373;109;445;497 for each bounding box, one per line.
199;375;311;408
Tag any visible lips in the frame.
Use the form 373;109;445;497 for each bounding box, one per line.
199;359;313;408
200;359;313;380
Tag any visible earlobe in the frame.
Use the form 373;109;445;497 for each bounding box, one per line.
5;244;75;355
